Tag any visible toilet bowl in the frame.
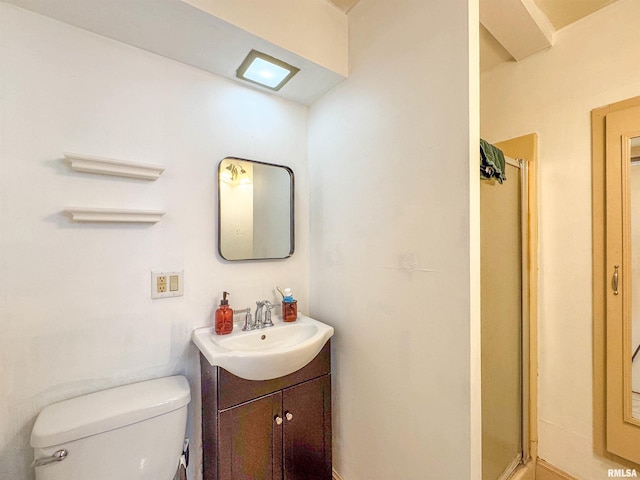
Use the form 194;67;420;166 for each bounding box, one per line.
30;375;190;480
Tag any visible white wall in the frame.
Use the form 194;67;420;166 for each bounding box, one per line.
0;4;309;479
308;0;480;478
481;0;640;477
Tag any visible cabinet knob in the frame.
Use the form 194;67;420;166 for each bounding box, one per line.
275;416;283;425
285;412;293;421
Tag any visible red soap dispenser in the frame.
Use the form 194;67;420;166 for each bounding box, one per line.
282;288;298;322
215;291;233;335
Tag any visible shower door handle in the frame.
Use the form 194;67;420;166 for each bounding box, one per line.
613;265;620;295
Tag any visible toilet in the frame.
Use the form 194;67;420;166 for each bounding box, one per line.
30;375;190;480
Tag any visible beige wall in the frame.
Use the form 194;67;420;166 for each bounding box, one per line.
481;0;640;477
309;0;480;478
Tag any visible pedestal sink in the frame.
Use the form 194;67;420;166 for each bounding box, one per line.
191;314;334;381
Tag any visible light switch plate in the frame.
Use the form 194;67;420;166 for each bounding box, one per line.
151;271;183;299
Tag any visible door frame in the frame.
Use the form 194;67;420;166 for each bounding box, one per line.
592;97;640;467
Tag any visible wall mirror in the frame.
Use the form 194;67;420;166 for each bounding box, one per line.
218;157;294;261
593;98;640;466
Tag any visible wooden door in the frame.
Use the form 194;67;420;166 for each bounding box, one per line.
218;392;283;480
283;376;332;480
605;104;640;463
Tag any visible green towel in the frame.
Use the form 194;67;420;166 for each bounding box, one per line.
480;139;507;183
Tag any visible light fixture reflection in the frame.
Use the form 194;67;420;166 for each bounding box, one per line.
221;163;251;185
236;50;300;91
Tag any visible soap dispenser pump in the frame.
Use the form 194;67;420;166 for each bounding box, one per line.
215;291;233;335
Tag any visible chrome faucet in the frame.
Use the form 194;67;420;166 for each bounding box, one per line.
254;301;264;328
252;300;275;329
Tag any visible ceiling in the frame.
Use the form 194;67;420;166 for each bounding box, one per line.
534;0;618;29
480;0;618;72
329;0;617;25
6;0;346;105
328;0;619;72
327;0;360;13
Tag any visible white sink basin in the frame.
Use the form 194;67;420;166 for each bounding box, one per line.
192;314;334;381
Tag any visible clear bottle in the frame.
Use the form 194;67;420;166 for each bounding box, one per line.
282;288;297;322
215;291;233;335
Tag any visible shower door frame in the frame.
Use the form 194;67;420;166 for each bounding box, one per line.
488;133;539;480
497;156;532;479
509;156;531;467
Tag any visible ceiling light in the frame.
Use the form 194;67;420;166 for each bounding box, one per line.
236;50;300;91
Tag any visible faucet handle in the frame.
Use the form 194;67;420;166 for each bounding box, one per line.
242;309;253;331
262;301;274;327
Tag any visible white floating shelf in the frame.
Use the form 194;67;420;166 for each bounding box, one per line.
64;207;166;224
64;152;165;180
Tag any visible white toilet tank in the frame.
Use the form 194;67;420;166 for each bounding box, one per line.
30;375;190;480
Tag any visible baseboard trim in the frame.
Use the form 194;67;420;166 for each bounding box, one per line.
536;459;578;480
509;460;535;480
332;467;345;480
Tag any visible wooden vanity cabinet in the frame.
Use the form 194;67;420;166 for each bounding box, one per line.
200;341;332;480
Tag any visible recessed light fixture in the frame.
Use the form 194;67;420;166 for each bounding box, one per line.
236;50;300;91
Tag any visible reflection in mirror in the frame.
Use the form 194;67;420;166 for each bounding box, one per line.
218;157;294;261
632;136;640;419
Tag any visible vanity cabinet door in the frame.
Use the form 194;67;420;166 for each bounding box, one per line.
283;375;332;480
200;346;332;480
218;392;283;480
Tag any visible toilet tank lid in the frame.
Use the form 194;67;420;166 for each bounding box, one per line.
30;375;190;448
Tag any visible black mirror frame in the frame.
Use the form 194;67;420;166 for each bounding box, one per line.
217;156;295;261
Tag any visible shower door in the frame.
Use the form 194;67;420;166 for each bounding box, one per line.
480;161;526;480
